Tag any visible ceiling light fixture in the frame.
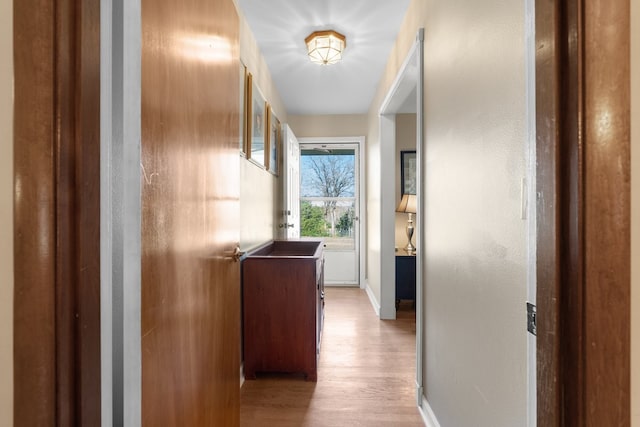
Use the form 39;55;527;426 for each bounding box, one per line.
305;30;346;65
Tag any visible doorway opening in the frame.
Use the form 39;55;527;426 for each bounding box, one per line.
298;138;365;287
378;29;424;410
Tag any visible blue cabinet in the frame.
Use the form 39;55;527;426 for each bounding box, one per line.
395;254;416;308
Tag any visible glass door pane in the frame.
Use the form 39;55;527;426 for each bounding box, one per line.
300;146;358;285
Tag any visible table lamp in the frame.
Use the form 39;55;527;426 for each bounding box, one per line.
396;194;417;253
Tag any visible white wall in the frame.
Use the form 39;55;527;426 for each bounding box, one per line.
237;6;288;250
631;1;639;424
287;114;368;138
368;0;528;425
365;0;426;313
365;124;382;301
395;114;416;249
421;0;528;423
0;0;13;424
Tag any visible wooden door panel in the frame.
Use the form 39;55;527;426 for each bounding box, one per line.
536;0;630;425
14;0;101;424
14;1;57;423
141;0;240;425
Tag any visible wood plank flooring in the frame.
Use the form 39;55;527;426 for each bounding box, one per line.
240;288;424;426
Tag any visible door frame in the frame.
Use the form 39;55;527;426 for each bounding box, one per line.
100;0;142;424
535;0;631;424
13;0;102;424
298;136;366;288
525;0;537;424
378;30;423;324
378;29;424;405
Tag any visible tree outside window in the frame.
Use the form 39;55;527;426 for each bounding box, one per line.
300;151;355;238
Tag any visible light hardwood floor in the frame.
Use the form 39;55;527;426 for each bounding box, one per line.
240;287;424;426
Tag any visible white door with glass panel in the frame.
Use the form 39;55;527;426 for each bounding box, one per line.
299;143;359;286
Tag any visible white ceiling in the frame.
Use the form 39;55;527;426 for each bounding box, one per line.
236;0;411;116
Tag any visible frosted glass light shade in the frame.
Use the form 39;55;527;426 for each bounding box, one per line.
305;30;346;65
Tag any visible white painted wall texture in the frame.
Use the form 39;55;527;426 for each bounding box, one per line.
0;0;13;424
366;0;426;321
369;0;528;424
421;0;528;423
287;114;368;138
237;6;288;250
631;0;639;424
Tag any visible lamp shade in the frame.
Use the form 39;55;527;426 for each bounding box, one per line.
396;194;417;214
305;30;346;65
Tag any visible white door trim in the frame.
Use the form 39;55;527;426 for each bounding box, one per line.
100;0;142;424
525;0;537;424
378;29;424;407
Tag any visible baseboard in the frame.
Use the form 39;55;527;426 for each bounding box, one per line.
324;282;359;287
364;281;381;316
418;395;441;427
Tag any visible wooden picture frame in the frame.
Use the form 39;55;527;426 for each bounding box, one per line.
401;150;416;195
239;63;247;156
267;106;281;176
246;73;267;168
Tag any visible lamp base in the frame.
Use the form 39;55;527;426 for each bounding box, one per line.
405;213;415;254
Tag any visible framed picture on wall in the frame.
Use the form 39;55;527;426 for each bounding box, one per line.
239;62;248;156
401;150;416;195
247;73;267;168
267;106;280;176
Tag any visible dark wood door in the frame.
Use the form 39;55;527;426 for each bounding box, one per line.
14;0;101;424
536;0;630;424
140;0;241;425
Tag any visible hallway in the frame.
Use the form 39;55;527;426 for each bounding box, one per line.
240;288;423;426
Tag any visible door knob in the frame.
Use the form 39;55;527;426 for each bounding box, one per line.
224;246;244;262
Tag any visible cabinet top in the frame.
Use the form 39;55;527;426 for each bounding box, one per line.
395;248;416;257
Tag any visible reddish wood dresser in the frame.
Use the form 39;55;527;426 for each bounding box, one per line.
242;240;324;381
